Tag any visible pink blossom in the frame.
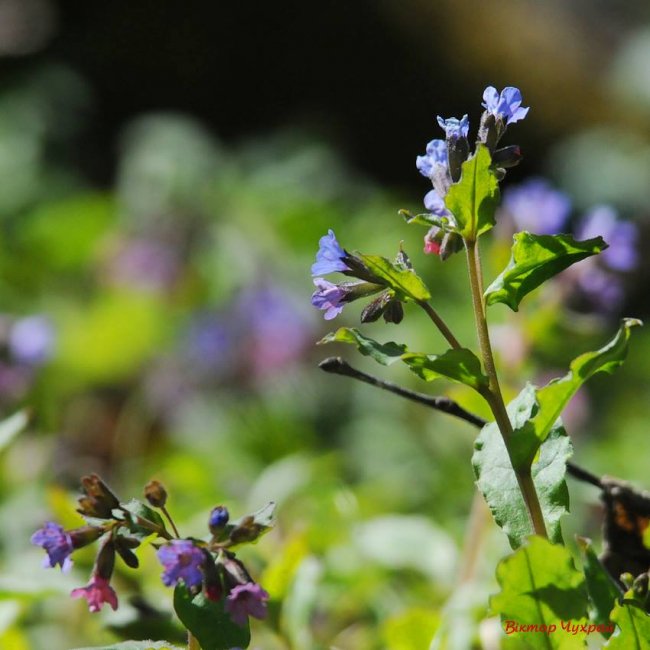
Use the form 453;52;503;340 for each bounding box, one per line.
71;575;118;612
225;582;269;626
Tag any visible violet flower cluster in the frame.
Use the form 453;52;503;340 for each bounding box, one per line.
415;86;528;259
31;475;271;629
500;178;638;312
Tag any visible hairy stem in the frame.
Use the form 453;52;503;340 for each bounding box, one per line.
465;238;548;538
417;300;462;350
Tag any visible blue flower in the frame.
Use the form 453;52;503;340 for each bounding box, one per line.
209;505;230;529
502;178;571;235
416;139;447;178
311;278;348;320
10;316;55;366
311;230;349;276
437;115;469;139
424;189;452;219
482;86;529;125
575;206;638;272
157;540;205;589
31;522;74;571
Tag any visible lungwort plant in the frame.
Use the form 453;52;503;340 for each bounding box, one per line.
313;86;649;647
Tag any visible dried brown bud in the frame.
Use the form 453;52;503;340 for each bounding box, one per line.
144;480;168;508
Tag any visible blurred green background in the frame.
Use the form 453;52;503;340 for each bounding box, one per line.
0;1;649;648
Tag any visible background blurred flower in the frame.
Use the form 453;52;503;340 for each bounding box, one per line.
9;315;55;365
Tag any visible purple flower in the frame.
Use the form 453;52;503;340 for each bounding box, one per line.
157;540;205;589
225;582;269;626
424;189;452;218
575;206;638;272
311;278;347;320
576;266;625;313
502;178;571;235
9;316;55;365
71;574;118;613
311;230;349;276
482;86;529;125
437;115;469;139
416;139;447;178
31;522;74;572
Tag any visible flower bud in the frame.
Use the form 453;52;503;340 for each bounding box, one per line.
95;537;116;580
77;474;120;519
360;292;391;323
115;536;140;569
144;480;168;508
209;505;230;535
477;111;505;151
492;145;522;170
202;549;224;601
383;299;404;324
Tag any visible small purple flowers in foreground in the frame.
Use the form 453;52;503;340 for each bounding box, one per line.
31;522;74;571
157;539;206;589
71;574;118;613
225;583;270;627
482;86;529;125
311;229;349;276
311;278;347;320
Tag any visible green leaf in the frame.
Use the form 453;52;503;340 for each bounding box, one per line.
357;253;431;302
606;602;650;648
512;319;641;467
319;327;487;390
174;585;251;650
119;499;168;540
401;349;488;390
576;537;621;636
0;410;28;453
473;386;572;548
485;232;607;311
71;642;183;650
318;327;407;365
444;144;499;240
491;536;589;648
399;208;451;229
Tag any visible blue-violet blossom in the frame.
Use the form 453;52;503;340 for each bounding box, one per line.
424;189;452;219
311;278;347;320
482;86;529;125
502;178;571;235
157;539;205;589
31;522;74;571
416;139;447;179
437;115;469;139
311;230;349;276
575;206;638;272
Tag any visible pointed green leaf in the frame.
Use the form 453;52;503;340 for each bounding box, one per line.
491;536;589;648
358;253;431;302
485;232;607;311
473;385;572;547
319;328;487;391
444;144;499;240
120;499;168;540
511;319;641;467
318;327;407;365
606;602;650;648
174;585;251;650
401;349;488;390
576;537;621;636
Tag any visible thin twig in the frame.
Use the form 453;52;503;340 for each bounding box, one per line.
319;356;602;489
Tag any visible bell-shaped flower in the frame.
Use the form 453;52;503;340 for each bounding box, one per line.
482;86;529;125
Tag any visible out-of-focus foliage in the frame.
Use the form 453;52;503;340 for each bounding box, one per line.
0;2;649;649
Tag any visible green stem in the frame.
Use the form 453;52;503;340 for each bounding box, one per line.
417;300;462;349
465;238;548;539
188;631;201;650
